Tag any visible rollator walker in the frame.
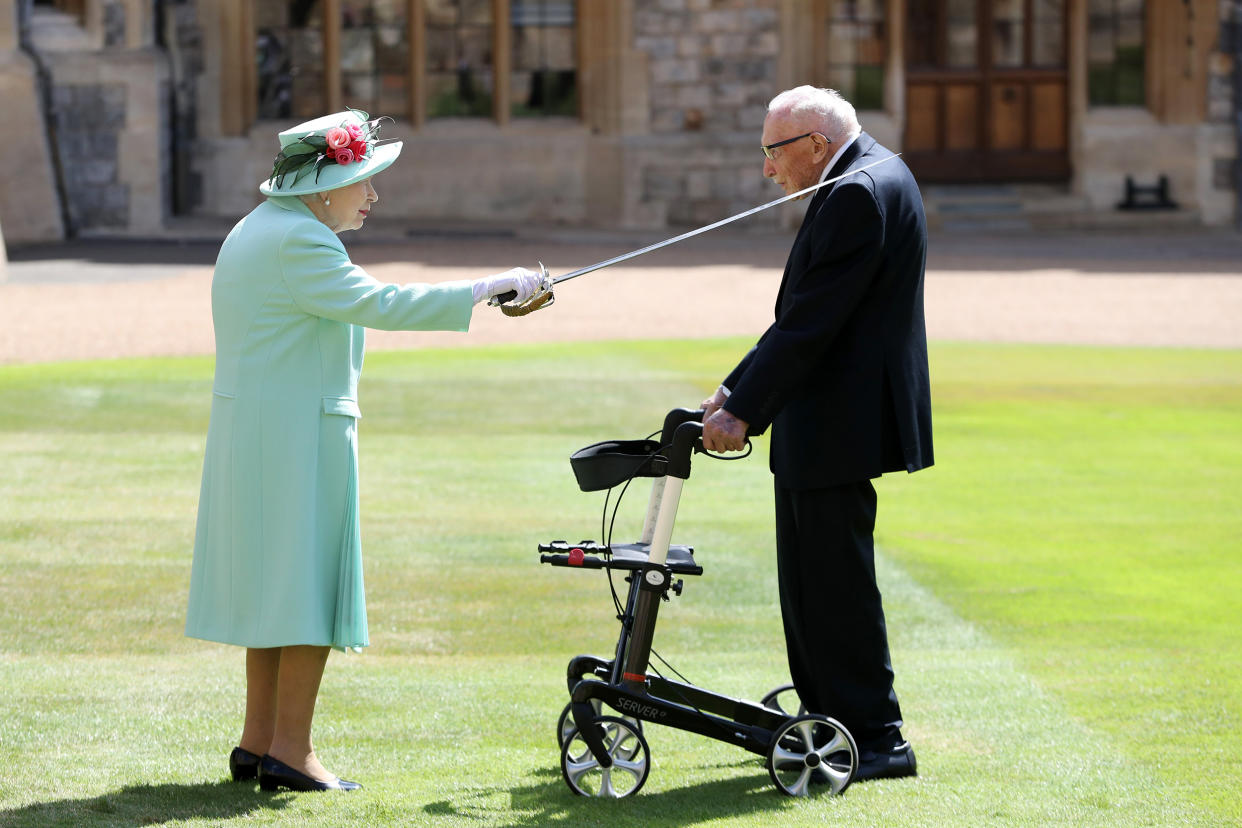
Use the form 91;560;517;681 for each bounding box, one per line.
539;408;859;798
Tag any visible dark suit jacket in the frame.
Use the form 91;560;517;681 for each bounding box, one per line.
722;132;933;489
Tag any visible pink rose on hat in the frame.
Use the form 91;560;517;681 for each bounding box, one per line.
262;108;401;195
322;125;366;164
325;127;352;150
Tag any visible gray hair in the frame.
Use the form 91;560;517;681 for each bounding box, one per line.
767;86;861;142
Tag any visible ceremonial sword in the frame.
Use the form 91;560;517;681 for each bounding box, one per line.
491;153;901;314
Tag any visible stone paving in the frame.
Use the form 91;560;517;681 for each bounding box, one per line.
2;223;1240;365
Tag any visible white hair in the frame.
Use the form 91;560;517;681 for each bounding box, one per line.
767;86;861;142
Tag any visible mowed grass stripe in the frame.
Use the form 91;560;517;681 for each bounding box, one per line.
1;341;1239;826
874;549;1204;827
0;549;1201;827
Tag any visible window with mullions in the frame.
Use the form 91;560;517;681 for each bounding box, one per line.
341;0;410;118
1030;0;1066;66
822;0;885;110
253;0;580;124
1088;0;1145;105
993;0;1064;68
256;0;326;120
426;0;494;118
510;0;576;117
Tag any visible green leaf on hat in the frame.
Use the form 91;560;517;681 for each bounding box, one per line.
265;109;391;190
280;143;318;158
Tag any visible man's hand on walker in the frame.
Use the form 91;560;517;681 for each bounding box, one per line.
703;408;749;453
701;385;729;419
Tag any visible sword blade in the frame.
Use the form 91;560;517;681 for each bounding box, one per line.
552;153;900;285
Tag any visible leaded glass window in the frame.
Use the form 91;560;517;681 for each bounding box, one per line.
341;0;410;117
823;0;886;110
510;0;576;117
256;0;326;120
1088;0;1145;105
426;0;494;118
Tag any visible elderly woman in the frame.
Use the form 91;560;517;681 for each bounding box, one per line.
185;110;546;792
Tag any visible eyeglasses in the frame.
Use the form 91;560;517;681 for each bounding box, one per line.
761;132;828;160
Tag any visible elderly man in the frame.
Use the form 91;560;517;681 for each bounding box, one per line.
701;86;933;782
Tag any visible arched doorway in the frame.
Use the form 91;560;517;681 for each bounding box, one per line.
903;0;1070;182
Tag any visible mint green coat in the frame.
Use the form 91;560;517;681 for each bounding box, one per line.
185;196;474;651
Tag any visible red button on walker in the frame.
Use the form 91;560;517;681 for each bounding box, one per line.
568;548;585;566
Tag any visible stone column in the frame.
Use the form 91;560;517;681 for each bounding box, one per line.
0;0;68;242
0;0;14;268
1066;0;1087;197
885;0;905;138
0;0;16;53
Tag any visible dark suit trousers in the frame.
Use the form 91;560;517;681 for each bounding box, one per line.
773;478;904;749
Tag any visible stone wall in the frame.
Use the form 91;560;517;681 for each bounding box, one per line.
1222;0;1242;226
176;0;1237;232
0;0;66;243
37;49;172;236
1204;0;1240;224
4;1;173;238
184;0;793;232
8;0;1236;237
636;0;779;134
162;0;204;214
627;0;785;229
53;82;129;229
0;54;66;242
1074;0;1237;225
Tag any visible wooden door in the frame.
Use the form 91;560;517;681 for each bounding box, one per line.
904;0;1070;182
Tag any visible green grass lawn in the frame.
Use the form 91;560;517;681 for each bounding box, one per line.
0;340;1239;826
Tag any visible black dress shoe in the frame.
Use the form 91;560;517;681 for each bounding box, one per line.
230;747;261;781
258;754;362;792
854;741;917;782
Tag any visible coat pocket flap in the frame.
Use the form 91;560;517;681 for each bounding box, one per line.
322;397;362;418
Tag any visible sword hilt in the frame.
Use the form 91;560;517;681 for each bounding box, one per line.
489;262;554;313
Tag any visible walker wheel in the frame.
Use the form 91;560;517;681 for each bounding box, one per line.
556;700;642;752
766;714;857;797
560;716;651;798
759;683;807;717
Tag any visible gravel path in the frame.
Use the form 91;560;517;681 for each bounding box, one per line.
2;225;1240;364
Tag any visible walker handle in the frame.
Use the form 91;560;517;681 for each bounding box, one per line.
665;421;704;480
661;408;705;447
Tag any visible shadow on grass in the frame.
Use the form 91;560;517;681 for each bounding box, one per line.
0;780;294;827
424;764;801;827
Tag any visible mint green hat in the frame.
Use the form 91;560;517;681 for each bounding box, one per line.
260;109;403;197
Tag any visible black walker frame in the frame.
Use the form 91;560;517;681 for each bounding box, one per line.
539;408;859;798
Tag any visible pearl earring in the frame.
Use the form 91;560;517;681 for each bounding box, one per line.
324;197;331;206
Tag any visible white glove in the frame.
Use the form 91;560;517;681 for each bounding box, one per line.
471;267;543;306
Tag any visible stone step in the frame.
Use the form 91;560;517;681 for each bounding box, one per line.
922;183;1199;232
